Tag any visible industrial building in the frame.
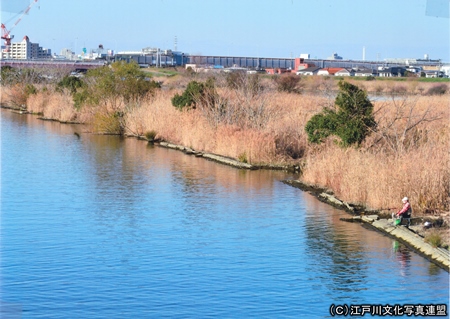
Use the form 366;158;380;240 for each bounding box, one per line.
113;48;447;76
1;39;448;77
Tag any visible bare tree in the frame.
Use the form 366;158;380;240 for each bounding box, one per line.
368;93;443;154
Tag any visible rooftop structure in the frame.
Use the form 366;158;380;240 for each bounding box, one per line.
327;52;343;60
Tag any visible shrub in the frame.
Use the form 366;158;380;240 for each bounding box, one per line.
25;84;37;96
1;66;20;85
389;84;408;94
171;78;216;110
92;109;123;134
145;130;157;141
238;152;248;163
426;83;448;95
80;61;160;108
57;75;85;95
305;81;376;147
274;73;303;93
226;72;263;97
172;81;204;110
425;231;443;248
73;91;89;111
8;83;36;108
305;112;337;144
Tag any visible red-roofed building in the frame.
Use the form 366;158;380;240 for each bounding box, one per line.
317;68;344;76
293;57;315;73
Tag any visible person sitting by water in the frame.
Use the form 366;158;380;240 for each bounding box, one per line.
395;197;412;227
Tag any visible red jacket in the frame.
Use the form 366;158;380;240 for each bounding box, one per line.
397;202;411;217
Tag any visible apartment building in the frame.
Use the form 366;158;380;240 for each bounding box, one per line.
1;36;51;59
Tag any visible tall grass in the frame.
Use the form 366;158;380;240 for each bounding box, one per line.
28;90;78;122
123;87;448;213
123;90;324;164
301;94;449;213
2;78;448;214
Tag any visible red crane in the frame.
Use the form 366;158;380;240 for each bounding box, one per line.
1;0;39;54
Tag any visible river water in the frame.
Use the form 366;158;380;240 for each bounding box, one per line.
1;109;448;318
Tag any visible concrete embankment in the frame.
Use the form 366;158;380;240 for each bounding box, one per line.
154;144;450;271
156;141;300;172
157;141;256;169
344;215;450;270
283;179;450;271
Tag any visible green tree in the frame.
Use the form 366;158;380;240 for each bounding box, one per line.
57;75;86;95
1;66;19;85
172;78;217;110
305;81;376;147
79;61;160;108
73;61;160;134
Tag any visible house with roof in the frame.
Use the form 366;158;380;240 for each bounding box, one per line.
296;66;321;76
293;57;315;73
335;68;354;76
423;70;445;78
266;68;290;75
354;68;376;77
378;67;406;77
317;67;344;76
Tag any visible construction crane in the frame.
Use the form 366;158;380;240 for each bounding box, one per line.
1;0;39;54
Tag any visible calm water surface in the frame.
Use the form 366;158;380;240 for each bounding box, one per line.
1;110;448;318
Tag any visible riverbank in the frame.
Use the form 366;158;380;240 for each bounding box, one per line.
136;135;450;271
155;141;301;172
153;140;450;271
1;70;448;216
1;105;448;271
4;104;448;317
283;179;449;271
1;69;448;268
344;215;450;270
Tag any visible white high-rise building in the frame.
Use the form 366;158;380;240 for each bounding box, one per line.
1;36;51;59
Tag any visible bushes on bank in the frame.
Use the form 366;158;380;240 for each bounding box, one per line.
274;73;303;93
77;61;160;108
171;79;216;110
71;61;161;133
225;72;263;96
426;83;448;95
2;64;447;214
57;75;85;95
305;81;376;147
425;231;443;248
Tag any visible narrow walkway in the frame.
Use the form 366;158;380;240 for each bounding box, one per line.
345;215;450;270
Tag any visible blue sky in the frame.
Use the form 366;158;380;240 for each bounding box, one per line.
1;0;449;62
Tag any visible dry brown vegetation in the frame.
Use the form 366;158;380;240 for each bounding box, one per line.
1;74;448;220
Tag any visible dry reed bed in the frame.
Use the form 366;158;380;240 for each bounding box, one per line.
1;82;448;215
115;86;450;214
301;94;449;214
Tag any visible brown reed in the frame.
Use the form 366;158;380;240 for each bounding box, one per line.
2;77;448;215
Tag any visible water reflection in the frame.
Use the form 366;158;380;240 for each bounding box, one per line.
303;198;369;297
392;241;412;277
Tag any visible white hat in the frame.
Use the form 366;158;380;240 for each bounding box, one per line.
402;197;409;202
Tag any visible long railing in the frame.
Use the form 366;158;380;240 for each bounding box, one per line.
0;59;106;70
